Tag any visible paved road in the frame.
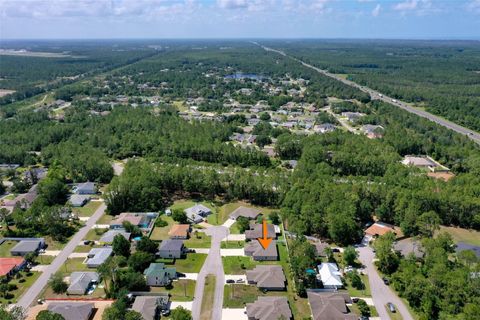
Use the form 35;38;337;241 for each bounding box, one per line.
358;246;413;320
191;225;228;320
15;202;107;310
259;44;480;145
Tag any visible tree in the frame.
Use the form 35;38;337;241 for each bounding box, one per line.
416;211;441;238
373;232;399;274
172;210;188;224
357;299;370;317
0;208;10;231
36;310;65;320
48;272;68;294
324;247;335;262
124;311;144;320
122;221;142;237
171;306;192;320
0;305;27;320
136;236;158;254
259;112;271;121
128;252;155;272
112;234;131;258
38;177;68;205
348;271;364;290
0;181;5;195
343;246;358;266
236;216;250;233
269;211;281;225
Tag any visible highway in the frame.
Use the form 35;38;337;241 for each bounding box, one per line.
259;44;480;145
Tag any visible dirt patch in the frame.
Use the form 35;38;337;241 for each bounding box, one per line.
0;89;15;97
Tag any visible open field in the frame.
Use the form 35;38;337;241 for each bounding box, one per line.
440;226;480;246
156;253;207;273
184;232;212;248
200;275;216;320
151;279;196;301
222;256;257;274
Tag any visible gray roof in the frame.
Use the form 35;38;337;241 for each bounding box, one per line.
11;240;42;254
132;296;169;320
76;182;96;193
184;204;211;216
246;296;292;320
159;239;184;252
314;242;330;257
86;247;113;266
69;195;90;206
245;240;278;259
100;229;131;243
48;302;94;320
245;223;276;240
67;272;99;294
246;265;286;289
229;206;262;220
307;291;356;320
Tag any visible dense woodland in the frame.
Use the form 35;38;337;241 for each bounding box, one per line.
269;40;480;131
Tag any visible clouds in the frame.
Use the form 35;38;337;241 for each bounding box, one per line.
467;0;480;13
372;4;381;17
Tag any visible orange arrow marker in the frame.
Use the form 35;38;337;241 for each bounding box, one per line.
257;218;272;250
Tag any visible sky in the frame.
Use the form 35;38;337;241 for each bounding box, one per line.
1;0;480;40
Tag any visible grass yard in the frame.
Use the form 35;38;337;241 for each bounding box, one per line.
84;227;108;241
222;256;258;274
200;275;216;320
156;253;207;273
36;255;55;265
97;213;114;225
62;257;90;272
41;285;106;300
150;279;196;301
74;245;100;253
386;305;404;320
0;240;17;257
45;237;69;251
220;241;245;249
440;226;480;246
217;201;277;226
229;222;242;234
349;303;379;317
0;271;41;304
149;216;175;241
73;201;102;217
223;284;288;308
184;232;211;248
345;274;372;297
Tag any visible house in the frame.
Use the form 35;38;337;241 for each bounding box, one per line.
314;242;330;257
229;206;262;220
313;123;336;134
132;295;170;320
341;112;364;122
157;240;185;259
245;223;276;241
168;224;190;239
244;240;278;261
361;124;384;139
75;182;96;195
401;155;437;169
99;229;131;244
0;257;26;277
307;291;357;320
86;247;113;268
248;118;261;126
48;302;95;320
67;272;99;295
69;195;90;207
10;239;44;256
184;204;212;224
144;263;177;286
110;212;156;230
246;265;286;290
317;263;343;289
246;296;292;320
364;222;400;242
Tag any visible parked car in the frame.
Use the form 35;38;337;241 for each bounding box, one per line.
332;248;340;253
236;279;245;283
383;277;390;285
352;297;359;303
161;309;170;317
83;240;91;245
387;302;396;313
226;279;235;284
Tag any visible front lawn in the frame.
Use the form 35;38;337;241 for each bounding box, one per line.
0;240;17;257
345;274;372;297
73;201;102;217
349;303;379;317
184;232;211;248
200;275;216;320
223;284;288;308
45;237;69;251
36;255;55;265
0;271;41;304
156;253;207;273
222;256;257;274
84;227;108;241
62;257;90;272
150;279;196;301
220;241;245;249
41;285;106;300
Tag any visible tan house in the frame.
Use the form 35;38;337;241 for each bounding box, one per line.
168;224;190;239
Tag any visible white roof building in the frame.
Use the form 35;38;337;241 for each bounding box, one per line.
317;263;343;289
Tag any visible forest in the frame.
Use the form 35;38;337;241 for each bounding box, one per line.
268;39;480;131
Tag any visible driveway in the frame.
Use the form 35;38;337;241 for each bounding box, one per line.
222;234;245;241
222;218;236;228
191;225;228;320
220;249;245;256
170;301;193;311
224;275;247;284
358;246;414;320
182;273;199;281
191;248;210;254
222;308;247;320
15;202;107;310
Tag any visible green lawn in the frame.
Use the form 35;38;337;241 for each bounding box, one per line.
84;228;108;241
36;255;55;265
345;274;372;297
440;226;480;246
220;241;245;249
74;245;101;253
200;275;216;320
222;256;258;274
97;213;114;225
0;271;41;304
223;284;288;308
184;232;211;248
62;257;90;272
149;216;175;241
0;240;17;257
217;201;277;226
41;285;106;300
73;201;102;217
349;303;379;317
45;237;69;250
151;279;196;301
156;253;207;273
229;222;242;234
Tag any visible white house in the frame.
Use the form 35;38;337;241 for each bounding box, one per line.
317;263;343;289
